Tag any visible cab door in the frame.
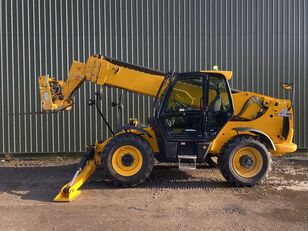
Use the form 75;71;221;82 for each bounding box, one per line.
160;73;206;140
158;73;207;157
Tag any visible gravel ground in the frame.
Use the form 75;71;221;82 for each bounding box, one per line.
0;153;307;230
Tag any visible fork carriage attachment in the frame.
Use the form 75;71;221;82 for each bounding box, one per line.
53;146;100;202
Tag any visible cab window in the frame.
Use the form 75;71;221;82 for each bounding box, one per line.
164;76;203;113
207;75;232;128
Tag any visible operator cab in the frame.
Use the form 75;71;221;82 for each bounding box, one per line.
149;72;234;162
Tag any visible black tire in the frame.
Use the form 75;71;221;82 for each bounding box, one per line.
218;135;272;187
102;133;154;187
205;154;218;168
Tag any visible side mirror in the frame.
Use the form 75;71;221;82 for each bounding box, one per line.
280;82;295;109
280;83;293;91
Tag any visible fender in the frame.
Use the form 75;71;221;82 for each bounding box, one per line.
232;127;276;151
113;125;152;138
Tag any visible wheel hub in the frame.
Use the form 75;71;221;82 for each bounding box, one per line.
121;153;134;167
239;155;255;169
232;147;264;178
112;145;143;177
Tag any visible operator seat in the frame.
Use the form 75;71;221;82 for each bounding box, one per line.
209;94;223;112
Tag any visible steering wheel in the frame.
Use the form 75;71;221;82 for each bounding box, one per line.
175;101;190;111
165;118;174;128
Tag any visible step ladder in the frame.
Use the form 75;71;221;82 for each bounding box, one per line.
178;155;197;170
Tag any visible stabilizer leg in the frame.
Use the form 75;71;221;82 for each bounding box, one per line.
54;146;97;202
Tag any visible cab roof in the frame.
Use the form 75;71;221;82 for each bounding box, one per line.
201;70;233;80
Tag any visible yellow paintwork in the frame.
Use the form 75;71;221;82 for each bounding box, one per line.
232;92;270;120
232;147;263;178
97;58;164;96
210;92;297;156
38;61;86;111
41;54;297;202
38;55;233;111
38;76;73;111
142;128;160;153
53;130;157;202
38;56;165;111
53;159;97;202
274;141;297;155
201;70;233;80
112;145;143;176
53;140;108;202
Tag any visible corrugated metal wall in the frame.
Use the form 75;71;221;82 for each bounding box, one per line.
0;0;307;154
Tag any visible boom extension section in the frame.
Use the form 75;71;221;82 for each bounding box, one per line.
38;55;165;112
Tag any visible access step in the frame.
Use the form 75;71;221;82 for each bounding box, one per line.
178;155;197;170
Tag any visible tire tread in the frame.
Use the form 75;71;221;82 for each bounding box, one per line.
218;135;272;187
102;134;154;187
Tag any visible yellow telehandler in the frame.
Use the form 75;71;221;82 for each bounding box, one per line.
38;55;297;202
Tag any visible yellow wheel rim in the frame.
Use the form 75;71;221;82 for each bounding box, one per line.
111;145;143;177
232;147;263;178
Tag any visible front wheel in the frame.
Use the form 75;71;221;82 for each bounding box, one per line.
102;134;154;187
218;136;272;187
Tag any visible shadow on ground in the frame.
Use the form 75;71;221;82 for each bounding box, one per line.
0;163;233;202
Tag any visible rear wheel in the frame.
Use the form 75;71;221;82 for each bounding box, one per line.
102;134;154;187
218;136;271;187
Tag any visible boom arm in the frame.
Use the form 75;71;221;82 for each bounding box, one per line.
38;55;165;111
